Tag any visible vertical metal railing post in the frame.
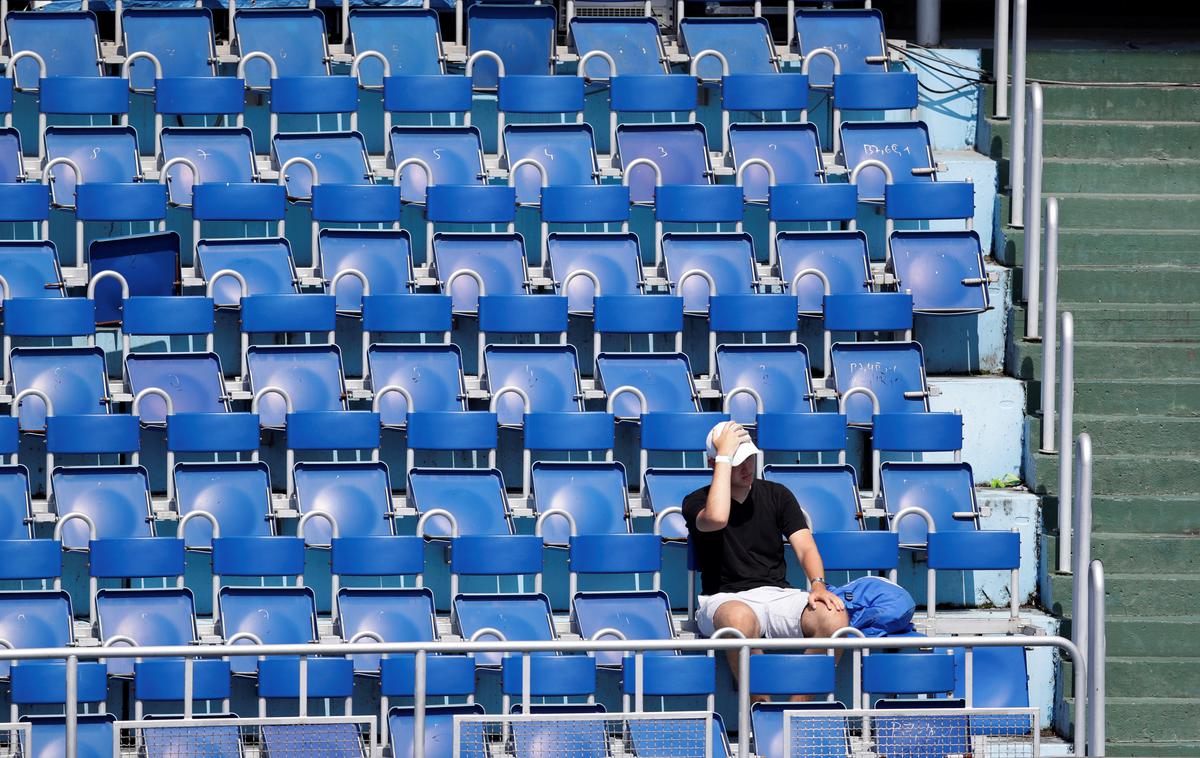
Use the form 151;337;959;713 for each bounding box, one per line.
1008;0;1028;226
1039;196;1060;451
1022;83;1044;338
65;654;79;758
1088;560;1107;756
1071;433;1093;666
737;645;751;758
413;649;427;758
916;0;941;45
1056;312;1075;573
993;0;1010;118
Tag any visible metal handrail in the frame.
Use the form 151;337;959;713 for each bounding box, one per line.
1088;560;1107;756
1039;197;1061;449
1009;0;1029;225
1072;433;1094;659
1056;311;1075;574
1022;83;1045;337
993;0;1010;119
19;633;1086;758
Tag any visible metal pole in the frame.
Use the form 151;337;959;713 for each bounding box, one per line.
1022;84;1044;338
66;654;78;758
413;649;426;758
1056;312;1075;574
737;645;751;758
1039;196;1060;449
1088;560;1107;757
1072;433;1093;662
993;0;1009;118
1009;0;1028;226
916;0;941;45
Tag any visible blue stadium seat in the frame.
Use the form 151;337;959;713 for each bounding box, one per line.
547;232;644;314
0;551;70;677
751;653;838;701
479;298;570;361
159;128;259;207
284;411;382;502
272;132;374;200
483;344;582;426
388;124;483;206
662;232;759;313
834;71;919;117
500;652;597;710
616;124;711;204
572;588;675;668
752;700;847;758
502;124;598;206
367;342;465;428
163;412;261;510
593;296;686;365
389;704;486;758
467;3;556;89
9;347;109;431
408;466;510;538
643;468;711;539
715;343;814;424
621;652;717;710
122;8;219;89
433;232;528;314
320;229;414;313
680;17;778;78
596;352;700;418
730;123;826;205
174;461;273;549
454;590;554;668
570;17;668;79
841;121;938;202
531;461;628;547
862;651;958;704
195;238;298;307
0;463;33;542
21;714;116;758
127;351;228;430
246;343;347;428
4;11;102;90
296;462;396;545
154;76;247;129
43;126;142;206
778;229;873;316
793;8;888;88
335;540;435;672
234;9;332;87
349;9;445;87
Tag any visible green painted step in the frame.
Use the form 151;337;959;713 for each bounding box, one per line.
1026;49;1200;84
1008;338;1198;380
983;83;1200;122
1107;616;1200;657
1012;304;1200;342
1063;696;1200;747
1024;377;1200;417
1043;533;1200;574
1029;452;1200;497
1052;194;1200;230
1109;741;1200;757
1108;658;1200;699
1028;414;1200;454
985;118;1200;160
1041;158;1200;195
1090;496;1200;536
1029;265;1200;305
998;228;1200;267
1048;571;1200;617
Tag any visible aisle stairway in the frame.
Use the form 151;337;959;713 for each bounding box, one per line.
986;48;1200;756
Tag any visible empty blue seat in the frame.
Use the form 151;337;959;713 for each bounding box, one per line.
389;124;484;206
548;233;644;314
483;344;582;426
246;344;347;428
389;704;486;758
862;650;958;706
126;352;228;427
616;124;712;204
122;8;219;89
680;17;778;78
159;128;259;207
570;17;668;79
408;467;510;538
793;8;888;88
4;11;102;89
834;71;919;116
596;352;700;418
778;230;873;315
730;123;827;205
503;123;599;206
22;714;116;758
751;653;838;701
43;126;141;207
337;578;436;674
349;9;445;87
830;344;930;427
196;237;298;306
272;132;374;200
320;229;414;313
0;463;33;541
367;343;466;428
531;462;628;547
572;590;675;667
715;344;814;423
295;462;395;545
0;585;73;680
468;3;556;89
840;121;937;202
662;233;758;313
593;296;686;363
174;462;273;549
454;592;555;668
10;346;109;431
752;701;848;758
433;232;528;313
235;9;331;87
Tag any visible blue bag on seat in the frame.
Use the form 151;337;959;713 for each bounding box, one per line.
831;576;915;637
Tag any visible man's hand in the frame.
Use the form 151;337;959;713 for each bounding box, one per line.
807;585;845;613
715;422;750;458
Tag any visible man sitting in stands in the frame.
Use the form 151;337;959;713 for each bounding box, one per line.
684;421;849;693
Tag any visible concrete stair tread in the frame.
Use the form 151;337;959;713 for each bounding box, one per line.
1038;118;1200;127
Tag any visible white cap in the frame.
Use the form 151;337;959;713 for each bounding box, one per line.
705;421;761;466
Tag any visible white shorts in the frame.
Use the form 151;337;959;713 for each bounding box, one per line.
696;586;810;639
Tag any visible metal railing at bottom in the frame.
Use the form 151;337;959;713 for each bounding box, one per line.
0;633;1092;758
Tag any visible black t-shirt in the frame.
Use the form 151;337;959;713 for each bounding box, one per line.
682;479;809;596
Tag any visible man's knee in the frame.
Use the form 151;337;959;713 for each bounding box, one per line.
801;604;850;638
713;601;760;637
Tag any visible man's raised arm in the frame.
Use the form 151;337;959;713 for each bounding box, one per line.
694;423;752;532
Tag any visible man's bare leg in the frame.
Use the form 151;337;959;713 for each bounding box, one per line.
791;605;852;702
711;600;766;701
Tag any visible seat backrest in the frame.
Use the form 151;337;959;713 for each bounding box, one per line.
367;344;467;426
0;591;73;677
5;11;102;88
728;123;825;203
0;465;33;540
762;465;861;532
23;714;115;758
752;701;849;758
642;468;710;539
596;353;699;417
160;127;257;206
572;590;673;667
830;342;929;424
319;229;413;312
246;344;347;427
51;466;152;549
350;8;444;86
0;242;62;298
840;121;935;201
531;462;629;546
389;126;485;204
408;468;511;537
794;9;887;87
123;8;217;89
777;231;872;314
570;17;667;78
294;462;394;543
125;353;229;425
681;17;778;78
10;347;109;431
219;586;318;674
503;125;599;205
389;704;486;758
483;345;582;425
433;233;528;312
467;3;556;88
337;587;436;673
196;237;297;305
616;124;711;203
662;233;757;312
881;462;979;545
716;344;814;421
888;231;989;314
272;132;373;200
95;588;198;677
174;462;273;549
1;127;27;182
235;8;330;85
547;233;642;313
453;593;555;667
44;126;141;203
